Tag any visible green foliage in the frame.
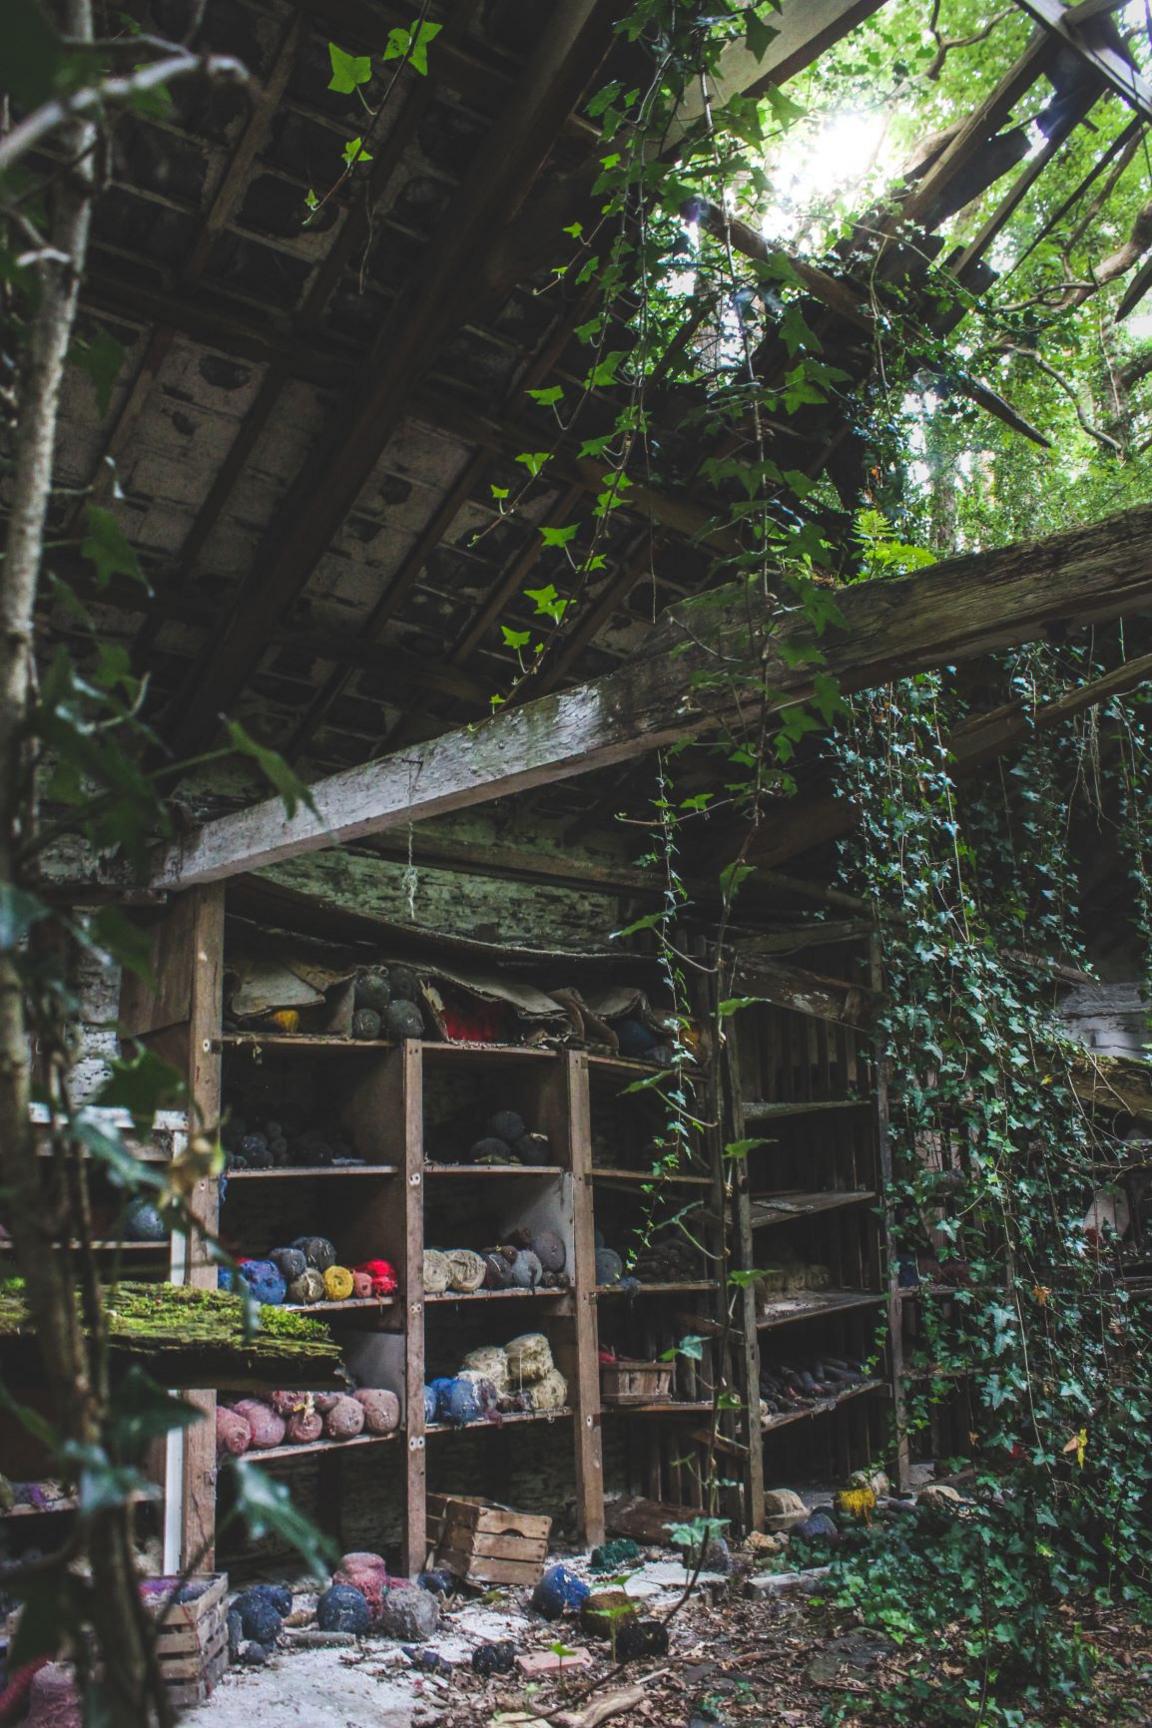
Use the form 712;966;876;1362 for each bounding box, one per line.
327;43;371;93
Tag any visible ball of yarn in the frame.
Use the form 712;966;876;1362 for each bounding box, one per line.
389;965;421;1001
595;1247;624;1286
531;1229;566;1274
232;1590;282;1646
323;1265;355;1302
531;1564;589;1620
351;1008;382;1040
237;1640;268;1666
513;1131;551;1163
456;1370;498;1416
215;1406;251;1458
354;1258;398;1296
510;1249;543;1289
468;1136;510;1166
238;1133;272;1169
355;969;392;1013
324;1396;366;1441
793;1510;840;1547
472;1641;516;1677
227;1609;243;1658
237;1259;287;1306
245;1584;292;1619
232;1399;286;1449
614;1017;660;1060
354;1389;400;1434
378;1583;440;1642
482;1248;515;1289
616;1619;669;1662
506;1332;554;1385
590;1537;641;1573
447;1248;486;1293
286;1405;323;1444
352;1270;374;1299
486;1109;526;1145
217;1267;233;1291
288;1269;326;1305
317;1585;371;1635
444;1378;483;1425
124;1197;168;1242
269;1390;304;1417
526;1366;567;1412
314;1392;342;1415
269;1008;300;1035
335;1552;389;1621
417;1569;456;1598
293;1236;337;1272
423;1385;438;1423
423;1249;451;1294
461;1345;509;1395
269;1247;307;1284
383;999;424;1040
428;1376;455;1421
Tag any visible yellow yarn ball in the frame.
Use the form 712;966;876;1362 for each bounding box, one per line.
270;1009;300;1034
323;1264;355;1301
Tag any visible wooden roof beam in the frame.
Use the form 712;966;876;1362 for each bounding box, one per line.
1011;0;1152;122
147;500;1152;890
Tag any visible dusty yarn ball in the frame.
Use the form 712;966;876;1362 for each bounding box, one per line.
526;1366;567;1412
317;1585;371;1634
269;1247;307;1284
354;1389;400;1434
594;1247;624;1286
468;1136;511;1166
269;1389;305;1418
383;999;424;1040
486;1109;526;1145
354;1258;398;1296
377;1584;440;1643
215;1406;251;1458
237;1259;286;1306
286;1405;323;1444
510;1249;543;1289
531;1229;566;1274
351;1007;382;1040
355;969;391;1012
461;1345;509;1395
352;1270;374;1299
482;1248;515;1289
293;1235;337;1272
287;1269;326;1305
314;1392;342;1415
334;1552;389;1621
323;1265;355;1302
447;1248;486;1293
324;1396;366;1441
422;1249;451;1295
512;1131;551;1163
506;1332;553;1386
232;1399;286;1449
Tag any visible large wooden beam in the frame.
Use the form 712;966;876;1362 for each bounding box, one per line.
1011;0;1152;122
148;502;1152;890
743;644;1152;869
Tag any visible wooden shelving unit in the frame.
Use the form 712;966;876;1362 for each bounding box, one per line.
724;929;905;1529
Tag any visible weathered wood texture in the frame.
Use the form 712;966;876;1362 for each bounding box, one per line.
150;503;1152;890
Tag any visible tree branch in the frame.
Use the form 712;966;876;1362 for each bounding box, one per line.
1005;344;1124;453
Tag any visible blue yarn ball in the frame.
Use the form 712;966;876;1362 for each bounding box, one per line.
245;1583;292;1618
531;1564;589;1620
317;1585;371;1635
794;1511;839;1546
217;1266;233;1292
125;1197;168;1242
429;1377;456;1421
595;1248;623;1286
417;1569;456;1597
232;1591;283;1646
615;1017;659;1059
445;1378;482;1425
423;1385;439;1423
237;1259;287;1306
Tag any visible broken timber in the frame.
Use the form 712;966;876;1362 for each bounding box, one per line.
149;503;1152;891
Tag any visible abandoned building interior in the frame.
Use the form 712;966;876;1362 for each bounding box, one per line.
4;0;1152;1722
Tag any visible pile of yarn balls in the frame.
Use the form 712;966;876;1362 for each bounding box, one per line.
349;965;427;1043
216;1386;400;1455
431;1106;552;1167
424;1226;568;1295
222;1116;364;1171
218;1237;398;1307
227;1552;443;1664
423;1332;567;1425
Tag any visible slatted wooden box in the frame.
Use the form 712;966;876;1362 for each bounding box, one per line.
427;1493;552;1586
143;1572;229;1710
599;1359;673;1406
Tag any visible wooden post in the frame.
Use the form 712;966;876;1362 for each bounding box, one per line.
567;1050;605;1547
869;933;910;1491
402;1043;427;1577
721;1031;766;1533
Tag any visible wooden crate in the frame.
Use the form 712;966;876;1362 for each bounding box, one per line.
143;1572;229;1709
599;1359;673;1406
428;1493;552;1586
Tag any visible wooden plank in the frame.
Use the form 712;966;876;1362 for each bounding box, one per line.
734;956;876;1028
148;501;1152;889
1012;0;1152;120
403;1042;426;1578
722;1030;765;1533
568;1050;606;1548
869;933;910;1492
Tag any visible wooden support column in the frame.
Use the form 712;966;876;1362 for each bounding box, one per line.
869;933;910;1492
721;1029;765;1533
568;1050;606;1548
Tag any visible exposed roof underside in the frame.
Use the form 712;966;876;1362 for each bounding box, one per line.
38;0;1152;838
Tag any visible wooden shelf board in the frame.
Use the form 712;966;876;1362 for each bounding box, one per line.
420;1041;560;1061
224;1165;398;1180
761;1378;886;1437
587;1054;670;1079
3;1499;78;1518
425;1287;569;1303
596;1281;718;1296
249;1431;401;1463
602;1399;715;1415
218;1033;395;1049
426;1407;572;1435
423;1163;561;1178
60;1240;168;1253
590;1167;711;1187
756;1290;885;1329
743;1098;871;1121
282;1297;395;1313
750;1189;875;1227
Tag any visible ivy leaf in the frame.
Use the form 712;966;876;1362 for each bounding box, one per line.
763;84;806;126
383;19;442;75
342;135;373;167
0;883;47;951
95;1047;185;1133
524;583;569;624
82;505;144;590
660;1334;705;1361
527;385;564;406
327;42;372;92
226;720;317;820
718;996;761;1018
490;484;510;500
718;860;756;899
539;523;579;548
724;1137;771;1159
515;451;552;477
108;1369;202;1464
501;626;531;650
745;11;779;61
611;910;665;940
587;350;625;389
